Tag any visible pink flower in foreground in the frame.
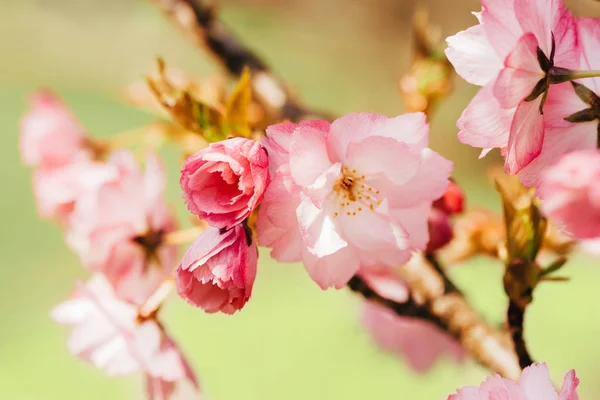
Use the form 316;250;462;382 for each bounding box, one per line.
52;275;201;400
538;150;600;239
67;151;177;305
359;265;465;372
446;0;578;173
520;18;600;187
181;137;269;229
257;113;453;289
20;90;88;169
448;363;579;400
175;224;257;314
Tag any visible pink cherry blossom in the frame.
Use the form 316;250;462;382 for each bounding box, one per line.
538;150;600;239
181;137;269;229
20;90;88;169
257;113;452;289
67;151;177;305
31;160;119;223
358;265;464;372
446;0;578;173
53;275;201;398
520;18;600;187
175;224;257;314
447;363;579;400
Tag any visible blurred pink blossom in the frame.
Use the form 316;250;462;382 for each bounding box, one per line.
181;137;269;229
52;275;201;400
446;0;578;174
538;150;600;239
20;90;88;169
448;363;579;399
359;265;465;372
175;224;257;314
67;151;177;305
257;113;452;289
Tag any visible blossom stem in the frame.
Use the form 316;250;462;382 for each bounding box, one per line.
164;226;205;245
550;68;600;84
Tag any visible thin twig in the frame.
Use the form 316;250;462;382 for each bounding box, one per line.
149;0;523;379
146;0;332;122
347;275;446;331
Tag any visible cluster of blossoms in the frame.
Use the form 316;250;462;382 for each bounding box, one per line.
20;92;200;399
25;0;600;397
446;0;600;244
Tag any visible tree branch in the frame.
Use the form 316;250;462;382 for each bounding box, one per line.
149;0;522;380
146;0;332;122
507;299;534;369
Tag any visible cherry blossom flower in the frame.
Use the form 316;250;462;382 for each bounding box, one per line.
181;137;269;229
257;113;453;289
520;17;600;187
53;275;200;399
359;265;465;372
175;224;257;314
447;363;579;399
67;151;177;305
20;90;88;169
446;0;578;173
538;150;600;239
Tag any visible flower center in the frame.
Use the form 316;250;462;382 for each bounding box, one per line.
333;166;382;217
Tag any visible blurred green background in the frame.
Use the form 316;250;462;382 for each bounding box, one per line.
3;0;600;399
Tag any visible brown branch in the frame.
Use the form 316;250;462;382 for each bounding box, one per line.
401;253;521;380
146;0;332;122
347;275;446;331
150;0;522;380
507;300;533;369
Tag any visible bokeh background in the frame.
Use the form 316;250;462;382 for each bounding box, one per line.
3;0;600;399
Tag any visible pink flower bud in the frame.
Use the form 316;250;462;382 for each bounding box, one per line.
448;363;578;400
433;179;465;215
181;138;269;229
175;225;257;314
426;208;454;253
20;90;87;169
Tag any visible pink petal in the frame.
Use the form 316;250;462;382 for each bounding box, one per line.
514;0;570;58
327;112;430;162
519;363;559;400
505;98;545;174
457;81;513;150
386;148;453;209
289;124;333;187
445;24;503;86
558;370;579;400
358;265;409;303
181;227;237;272
447;387;480;400
263;122;297;175
494;33;544;109
297;196;347;258
577;18;600;94
480;375;528;400
345;136;421;186
480;0;522;60
302;246;360;289
390;203;431;251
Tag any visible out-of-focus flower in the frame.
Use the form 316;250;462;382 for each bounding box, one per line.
181;137;269;230
257;113;452;289
447;363;579;399
67;151;177;305
175;225;257;314
359;265;465;372
20;90;88;169
446;0;578;174
538;150;600;239
52;275;201;400
520;18;600;187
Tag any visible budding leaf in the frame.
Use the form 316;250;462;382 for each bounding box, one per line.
222;67;252;138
